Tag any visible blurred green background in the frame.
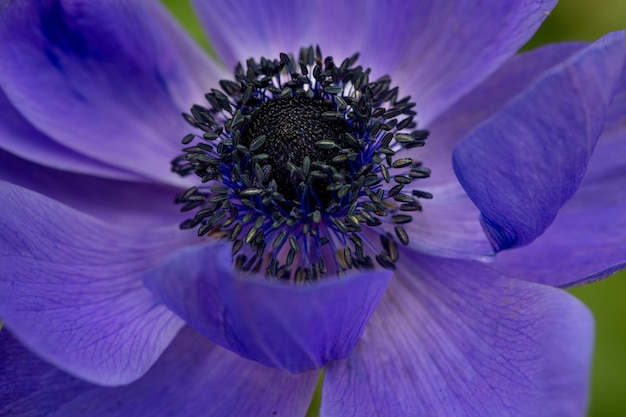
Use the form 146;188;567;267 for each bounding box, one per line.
162;1;626;416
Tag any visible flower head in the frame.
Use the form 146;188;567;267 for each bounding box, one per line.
173;46;432;279
0;1;625;416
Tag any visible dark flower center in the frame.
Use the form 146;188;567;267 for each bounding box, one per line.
172;46;432;282
240;96;350;203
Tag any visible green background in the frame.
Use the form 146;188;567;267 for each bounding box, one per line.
162;1;626;416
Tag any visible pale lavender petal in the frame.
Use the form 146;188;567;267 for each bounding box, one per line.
0;327;318;417
322;250;594;417
0;181;199;386
144;242;392;374
453;31;626;252
0;0;224;185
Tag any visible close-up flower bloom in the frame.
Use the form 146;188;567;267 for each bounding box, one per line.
1;0;625;416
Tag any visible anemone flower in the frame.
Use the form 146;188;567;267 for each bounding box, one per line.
1;1;625;416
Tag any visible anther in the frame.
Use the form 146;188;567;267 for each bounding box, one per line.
172;46;433;281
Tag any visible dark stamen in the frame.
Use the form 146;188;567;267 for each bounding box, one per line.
172;46;432;281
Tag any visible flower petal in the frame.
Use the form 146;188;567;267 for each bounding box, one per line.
389;0;558;124
423;42;587;187
492;103;626;287
0;326;318;417
0;181;198;386
453;31;626;252
191;0;435;81
0;0;224;184
191;0;371;71
321;250;594;417
396;43;589;262
0;149;185;226
193;0;556;123
144;242;392;374
396;44;594;262
401;182;494;261
0;88;139;181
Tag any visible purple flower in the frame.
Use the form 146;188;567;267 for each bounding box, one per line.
1;1;625;416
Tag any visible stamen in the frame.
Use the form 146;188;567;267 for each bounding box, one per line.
172;46;432;282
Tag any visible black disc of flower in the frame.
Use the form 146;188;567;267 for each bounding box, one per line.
172;45;432;282
240;96;350;204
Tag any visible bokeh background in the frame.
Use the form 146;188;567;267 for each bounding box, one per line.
162;1;626;415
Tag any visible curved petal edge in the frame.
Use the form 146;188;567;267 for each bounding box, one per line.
453;31;626;252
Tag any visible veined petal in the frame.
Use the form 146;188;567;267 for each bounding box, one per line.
492;90;626;286
192;0;458;89
397;43;591;262
322;250;594;417
0;181;198;386
390;0;557;124
0;149;185;226
453;31;626;252
0;327;318;417
191;0;373;72
144;242;392;374
193;0;556;124
422;42;587;187
0;0;225;185
0;89;139;181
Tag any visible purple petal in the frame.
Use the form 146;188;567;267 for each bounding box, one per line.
0;181;199;386
0;149;186;226
191;0;430;82
389;0;558;124
397;44;590;262
144;242;392;374
191;0;371;72
401;182;494;261
422;42;587;187
453;31;626;252
322;250;594;417
193;0;556;123
0;88;139;181
492;100;626;286
0;0;224;185
0;326;318;417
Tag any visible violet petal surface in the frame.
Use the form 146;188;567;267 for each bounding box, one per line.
192;0;557;124
492;96;626;286
453;31;626;251
322;250;593;417
0;0;224;185
144;242;392;374
0;327;318;417
0;181;197;386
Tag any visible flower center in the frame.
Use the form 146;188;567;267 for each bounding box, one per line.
240;96;350;203
172;46;432;282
